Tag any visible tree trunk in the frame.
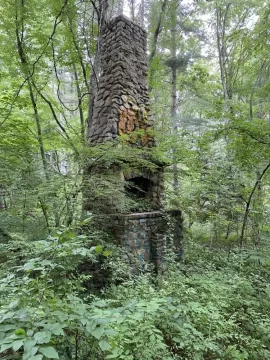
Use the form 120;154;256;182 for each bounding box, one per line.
170;0;179;193
87;0;109;136
240;162;270;248
216;4;231;101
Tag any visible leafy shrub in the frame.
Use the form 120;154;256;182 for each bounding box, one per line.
1;229;270;359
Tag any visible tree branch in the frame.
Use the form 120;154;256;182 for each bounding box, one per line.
239;162;270;248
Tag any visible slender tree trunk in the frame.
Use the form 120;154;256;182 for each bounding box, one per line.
87;0;109;137
27;80;49;179
129;0;136;21
15;2;48;179
139;0;145;27
15;0;66;230
73;63;85;142
170;1;179;193
87;53;100;137
249;61;265;246
216;4;231;101
148;0;167;93
216;8;227;100
240;162;270;248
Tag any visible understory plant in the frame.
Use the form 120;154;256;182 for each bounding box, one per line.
1;233;270;359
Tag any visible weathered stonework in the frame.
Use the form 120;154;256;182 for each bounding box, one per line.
92;210;183;273
87;15;153;146
98;212;167;272
121;213;164;268
86;16;183;273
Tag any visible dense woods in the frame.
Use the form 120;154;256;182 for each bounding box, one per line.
0;0;270;359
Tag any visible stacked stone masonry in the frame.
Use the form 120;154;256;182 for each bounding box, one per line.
87;15;153;146
86;16;183;272
111;212;166;272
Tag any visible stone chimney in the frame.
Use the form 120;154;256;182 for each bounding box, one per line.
87;15;153;146
85;16;182;272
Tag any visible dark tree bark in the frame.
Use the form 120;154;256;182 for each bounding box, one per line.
240;162;270;248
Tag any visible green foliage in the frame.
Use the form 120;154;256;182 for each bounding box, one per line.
0;223;111;359
0;0;270;359
106;249;270;359
1;231;270;359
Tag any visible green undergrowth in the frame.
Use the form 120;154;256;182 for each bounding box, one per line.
0;232;270;360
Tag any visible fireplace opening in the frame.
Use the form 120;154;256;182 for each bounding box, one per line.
126;176;153;199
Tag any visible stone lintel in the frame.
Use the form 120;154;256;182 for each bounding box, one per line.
94;211;163;220
124;211;163;219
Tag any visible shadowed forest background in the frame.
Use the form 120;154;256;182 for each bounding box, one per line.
0;0;270;359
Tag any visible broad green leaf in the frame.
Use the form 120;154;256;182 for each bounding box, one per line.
27;330;34;337
34;331;51;344
99;339;111;351
24;339;37;353
0;342;12;352
94;245;103;254
9;300;19;309
103;250;112;257
59;230;74;242
104;329;117;336
86;320;97;333
105;348;123;359
149;334;155;343
1;312;15;321
24;262;36;270
40;260;53;266
39;346;59;359
23;346;38;359
92;327;104;340
63;230;74;239
27;355;43;360
80;217;92;225
12;339;24;351
46;324;64;336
